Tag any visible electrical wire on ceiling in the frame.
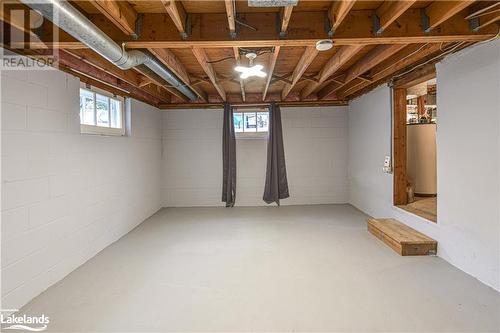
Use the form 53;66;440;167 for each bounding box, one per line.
205;48;274;64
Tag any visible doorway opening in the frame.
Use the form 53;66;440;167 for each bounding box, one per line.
393;66;437;223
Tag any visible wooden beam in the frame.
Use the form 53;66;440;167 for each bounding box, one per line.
53;50;169;105
192;47;226;101
318;43;406;99
329;0;356;34
375;0;417;34
225;0;236;36
233;47;246;102
148;48;207;101
424;1;475;32
66;49;141;86
280;6;294;35
159;99;347;109
161;0;187;38
393;64;436;89
88;0;137;36
300;45;362;99
25;9;497;50
393;87;407;206
262;46;281;101
474;10;500;30
337;43;444;99
282;46;319;99
63;49;175;103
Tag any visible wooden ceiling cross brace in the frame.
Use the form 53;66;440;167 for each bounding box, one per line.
374;0;417;35
423;0;476;32
192;47;226;101
148;48;207;102
300;45;362;99
280;6;294;37
318;43;407;99
337;43;445;99
328;0;356;36
262;46;281;101
225;0;237;38
282;46;319;99
161;0;188;39
233;47;246;102
88;0;138;37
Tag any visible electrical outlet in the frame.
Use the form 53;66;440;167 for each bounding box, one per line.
383;156;392;173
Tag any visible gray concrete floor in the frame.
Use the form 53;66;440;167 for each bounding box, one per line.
21;205;499;332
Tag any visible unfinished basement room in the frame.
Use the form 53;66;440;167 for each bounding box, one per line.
1;0;499;332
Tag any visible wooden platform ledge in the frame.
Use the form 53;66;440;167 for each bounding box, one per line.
367;218;437;256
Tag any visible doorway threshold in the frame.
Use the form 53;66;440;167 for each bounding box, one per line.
397;197;437;223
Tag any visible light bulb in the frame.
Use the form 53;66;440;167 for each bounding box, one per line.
235;64;267;79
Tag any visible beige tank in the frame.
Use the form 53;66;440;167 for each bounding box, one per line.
406;123;437;195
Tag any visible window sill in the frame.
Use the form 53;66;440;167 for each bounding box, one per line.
235;132;268;140
80;125;125;136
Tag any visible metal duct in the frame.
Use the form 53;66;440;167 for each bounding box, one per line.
21;0;198;101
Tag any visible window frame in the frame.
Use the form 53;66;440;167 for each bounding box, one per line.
79;84;126;136
233;108;269;139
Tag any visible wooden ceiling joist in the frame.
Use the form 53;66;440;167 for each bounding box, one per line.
375;0;417;34
318;43;407;99
280;5;294;36
225;0;236;37
233;47;246;102
472;10;500;31
66;49;142;87
392;63;437;89
262;46;281;101
328;0;356;35
148;48;207;102
423;0;476;32
337;43;446;99
300;45;362;99
161;0;188;38
26;8;497;50
54;50;169;105
6;0;496;109
192;47;226;101
88;0;137;37
281;46;319;99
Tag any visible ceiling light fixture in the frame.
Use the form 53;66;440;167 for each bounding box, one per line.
316;39;334;51
234;52;267;79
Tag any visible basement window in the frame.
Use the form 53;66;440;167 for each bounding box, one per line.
79;85;125;136
233;109;269;138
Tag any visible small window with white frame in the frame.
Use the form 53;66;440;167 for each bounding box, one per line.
79;84;125;136
233;109;269;138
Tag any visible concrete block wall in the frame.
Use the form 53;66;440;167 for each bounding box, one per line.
1;68;163;309
347;40;500;291
161;106;348;206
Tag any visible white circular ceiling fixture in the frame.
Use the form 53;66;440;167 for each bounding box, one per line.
315;39;334;51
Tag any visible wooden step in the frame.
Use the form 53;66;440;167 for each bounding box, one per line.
367;218;437;256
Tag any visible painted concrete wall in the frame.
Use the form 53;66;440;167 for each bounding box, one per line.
1;67;163;309
162;106;348;206
348;40;500;291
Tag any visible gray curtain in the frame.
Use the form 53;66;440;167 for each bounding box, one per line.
263;102;290;205
222;102;236;207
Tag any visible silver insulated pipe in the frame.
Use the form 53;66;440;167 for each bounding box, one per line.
21;0;198;101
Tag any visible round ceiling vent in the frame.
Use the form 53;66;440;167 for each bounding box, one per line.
315;39;334;51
